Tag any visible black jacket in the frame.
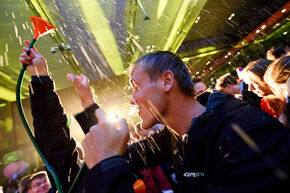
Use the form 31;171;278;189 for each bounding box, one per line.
30;76;290;193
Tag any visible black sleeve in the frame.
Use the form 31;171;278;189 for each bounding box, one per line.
84;156;135;193
241;82;261;108
74;103;99;134
209;107;290;193
30;76;80;192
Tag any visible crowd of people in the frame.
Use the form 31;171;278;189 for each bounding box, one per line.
7;42;290;193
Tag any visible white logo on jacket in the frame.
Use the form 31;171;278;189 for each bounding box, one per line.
183;172;204;178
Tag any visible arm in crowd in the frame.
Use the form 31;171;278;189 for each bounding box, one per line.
20;41;80;192
20;41;138;193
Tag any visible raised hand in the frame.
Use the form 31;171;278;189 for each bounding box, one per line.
19;40;49;76
67;73;95;109
82;109;130;169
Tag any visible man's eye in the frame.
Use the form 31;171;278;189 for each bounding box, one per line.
133;85;140;91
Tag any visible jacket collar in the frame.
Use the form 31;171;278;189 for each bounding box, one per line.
201;91;248;119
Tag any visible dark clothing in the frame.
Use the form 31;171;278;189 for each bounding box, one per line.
30;76;290;193
241;82;261;108
196;91;211;106
284;101;290;128
30;76;80;192
29;76;135;193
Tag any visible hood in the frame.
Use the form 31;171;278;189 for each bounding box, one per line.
204;91;249;116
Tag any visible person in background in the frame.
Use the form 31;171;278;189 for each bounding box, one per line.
215;73;241;97
241;59;283;121
236;67;261;108
267;45;289;60
192;78;211;106
264;56;290;127
18;174;32;193
28;171;52;193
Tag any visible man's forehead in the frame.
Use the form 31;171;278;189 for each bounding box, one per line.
129;63;146;81
32;176;46;182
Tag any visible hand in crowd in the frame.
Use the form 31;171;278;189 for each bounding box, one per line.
19;40;49;76
82;109;130;169
67;73;95;109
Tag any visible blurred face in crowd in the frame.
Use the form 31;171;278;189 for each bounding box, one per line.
130;63;167;130
266;48;275;61
194;82;207;96
30;176;50;193
223;83;241;96
244;73;272;97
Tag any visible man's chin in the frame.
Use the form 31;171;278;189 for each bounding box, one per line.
140;121;155;130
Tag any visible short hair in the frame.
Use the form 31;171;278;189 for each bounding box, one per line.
18;174;32;193
264;56;290;85
29;171;48;188
215;73;237;90
191;78;202;84
132;51;194;97
243;59;272;79
271;46;288;59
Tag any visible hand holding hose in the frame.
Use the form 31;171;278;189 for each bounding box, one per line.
19;40;49;76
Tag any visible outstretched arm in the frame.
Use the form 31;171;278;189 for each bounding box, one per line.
19;40;80;192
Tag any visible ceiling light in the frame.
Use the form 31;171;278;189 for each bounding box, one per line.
256;29;260;33
261;24;266;29
281;9;286;13
147;45;150;49
206;61;210;65
196;72;200;75
210;67;213;70
237;51;241;55
227;52;231;56
241;41;245;45
283;32;288;35
228;13;235;20
225;55;228;58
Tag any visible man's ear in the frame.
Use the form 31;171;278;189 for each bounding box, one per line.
161;71;174;92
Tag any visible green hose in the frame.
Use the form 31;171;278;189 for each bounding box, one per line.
16;38;65;193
